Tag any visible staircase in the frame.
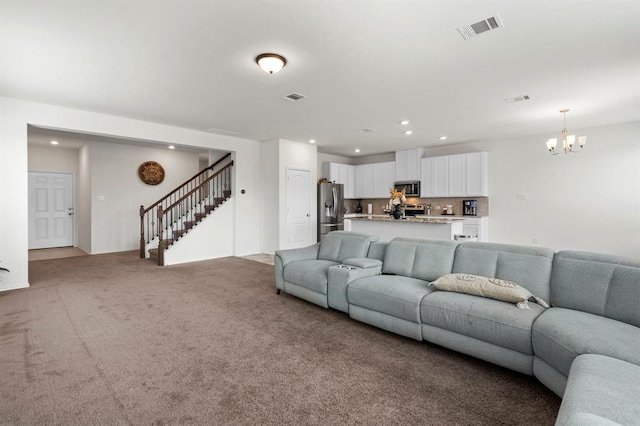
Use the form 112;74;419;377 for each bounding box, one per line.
139;153;234;265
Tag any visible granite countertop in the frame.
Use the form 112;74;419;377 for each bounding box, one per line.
349;215;465;224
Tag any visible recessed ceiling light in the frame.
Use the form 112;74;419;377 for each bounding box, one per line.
168;145;175;150
309;139;316;144
399;120;410;125
50;140;59;145
439;136;448;140
354;149;361;153
404;130;413;135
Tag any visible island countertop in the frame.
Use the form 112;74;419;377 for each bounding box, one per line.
348;215;466;242
349;215;465;225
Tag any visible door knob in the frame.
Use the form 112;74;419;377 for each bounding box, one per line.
306;213;310;217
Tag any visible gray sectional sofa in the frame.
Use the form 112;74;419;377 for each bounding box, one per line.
274;232;640;425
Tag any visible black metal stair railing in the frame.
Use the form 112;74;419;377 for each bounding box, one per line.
139;153;233;265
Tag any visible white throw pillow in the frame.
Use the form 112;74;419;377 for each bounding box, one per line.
430;274;550;310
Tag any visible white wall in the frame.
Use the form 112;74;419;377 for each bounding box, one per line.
78;144;91;252
261;139;317;253
87;141;199;254
424;121;640;257
164;199;235;265
0;97;262;291
28;145;79;175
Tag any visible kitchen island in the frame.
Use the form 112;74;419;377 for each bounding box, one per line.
349;215;465;242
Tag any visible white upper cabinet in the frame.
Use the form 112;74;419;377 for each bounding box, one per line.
420;156;449;197
323;162;356;198
420;152;488;197
373;162;395;198
354;164;374;198
395;148;424;181
464;152;488;197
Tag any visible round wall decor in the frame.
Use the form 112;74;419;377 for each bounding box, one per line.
138;161;165;185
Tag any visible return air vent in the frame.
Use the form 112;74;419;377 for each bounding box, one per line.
284;92;307;102
458;14;504;40
205;127;240;135
504;95;531;104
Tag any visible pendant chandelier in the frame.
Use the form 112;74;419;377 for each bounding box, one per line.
546;109;587;155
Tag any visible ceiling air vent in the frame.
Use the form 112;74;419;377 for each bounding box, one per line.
504;95;531;104
458;14;504;40
359;128;374;133
205;127;239;135
284;92;307;102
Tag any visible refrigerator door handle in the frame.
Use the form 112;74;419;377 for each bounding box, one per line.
332;187;338;219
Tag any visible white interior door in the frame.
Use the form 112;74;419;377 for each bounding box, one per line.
28;172;74;249
286;168;311;249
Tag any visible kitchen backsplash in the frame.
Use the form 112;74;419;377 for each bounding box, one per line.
345;197;489;217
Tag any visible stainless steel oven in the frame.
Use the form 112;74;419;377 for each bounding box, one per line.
394;181;420;197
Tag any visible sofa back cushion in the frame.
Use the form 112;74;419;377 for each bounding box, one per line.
382;238;458;281
452;242;555;301
317;231;379;262
551;251;640;327
367;242;388;261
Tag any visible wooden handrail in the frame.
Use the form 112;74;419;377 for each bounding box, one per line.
164;161;233;212
142;152;232;214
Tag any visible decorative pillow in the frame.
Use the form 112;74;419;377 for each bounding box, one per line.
430;274;550;310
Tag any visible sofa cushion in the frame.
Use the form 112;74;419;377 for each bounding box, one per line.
556;354;640;426
532;308;640;377
452;242;555;302
550;251;640;328
431;274;549;310
421;291;546;355
348;275;432;324
381;238;458;281
283;260;339;294
317;231;378;262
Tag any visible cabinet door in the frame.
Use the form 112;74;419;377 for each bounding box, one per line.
448;154;466;197
465;152;488;196
355;164;374;198
395;150;409;181
373;162;395;198
421;157;448;197
406;149;423;181
341;164;355;199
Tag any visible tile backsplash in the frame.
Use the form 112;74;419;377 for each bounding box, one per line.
345;197;489;217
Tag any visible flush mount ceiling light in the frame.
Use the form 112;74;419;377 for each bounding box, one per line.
546;109;587;155
255;53;287;74
50;140;59;145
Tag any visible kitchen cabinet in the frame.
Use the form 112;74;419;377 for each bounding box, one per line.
323;162;355;198
354;164;374;198
420;152;488;197
373;162;395;198
395;148;424;181
420;156;449;197
462;217;489;242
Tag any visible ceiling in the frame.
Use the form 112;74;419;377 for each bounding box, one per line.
2;1;639;157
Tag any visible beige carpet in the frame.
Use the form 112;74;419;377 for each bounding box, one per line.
1;252;560;425
28;247;88;261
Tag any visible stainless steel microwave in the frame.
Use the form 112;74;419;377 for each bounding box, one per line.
394;181;420;197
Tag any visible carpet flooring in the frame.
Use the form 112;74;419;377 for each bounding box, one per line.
1;252;560;425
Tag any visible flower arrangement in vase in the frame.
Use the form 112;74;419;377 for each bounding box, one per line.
389;187;406;219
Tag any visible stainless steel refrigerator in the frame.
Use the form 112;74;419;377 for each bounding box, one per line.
318;182;344;241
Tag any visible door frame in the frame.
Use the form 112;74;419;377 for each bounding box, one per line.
28;170;77;249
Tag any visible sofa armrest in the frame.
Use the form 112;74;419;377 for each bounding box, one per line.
274;243;320;291
327;262;382;313
342;258;383;269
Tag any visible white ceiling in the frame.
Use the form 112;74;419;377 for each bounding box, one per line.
2;1;639;157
